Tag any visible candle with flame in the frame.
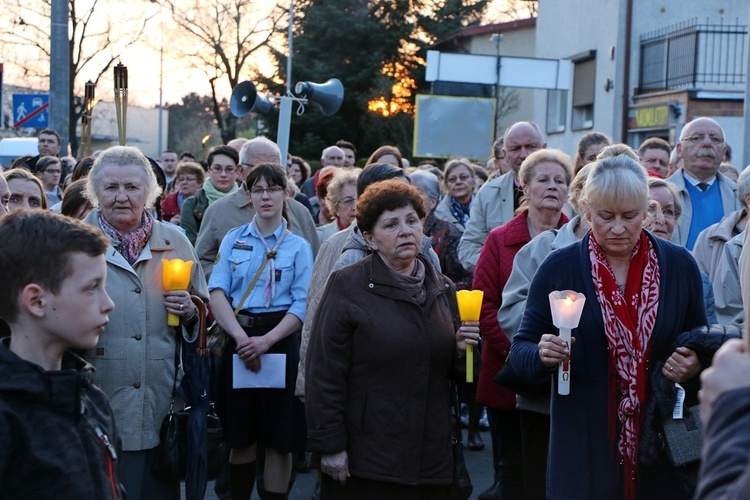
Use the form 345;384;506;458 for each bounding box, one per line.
548;290;586;395
456;290;483;383
113;63;128;146
162;258;194;326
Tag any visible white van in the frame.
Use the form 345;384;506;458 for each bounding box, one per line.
0;137;38;168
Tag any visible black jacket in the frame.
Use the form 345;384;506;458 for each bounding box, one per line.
0;341;124;499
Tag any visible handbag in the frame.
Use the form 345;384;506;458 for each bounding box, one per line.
206;255;269;358
493;351;550;399
152;295;226;481
450;379;473;500
661;404;703;466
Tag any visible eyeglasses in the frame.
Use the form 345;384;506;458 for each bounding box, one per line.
209;165;238;174
647;200;680;221
339;197;356;206
446;174;472;184
681;133;725;145
249;186;285;196
240;162;255;170
177;176;198;183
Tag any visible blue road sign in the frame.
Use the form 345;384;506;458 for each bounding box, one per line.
13;93;49;129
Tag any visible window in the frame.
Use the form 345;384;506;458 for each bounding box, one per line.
572;52;596;130
546;90;567;134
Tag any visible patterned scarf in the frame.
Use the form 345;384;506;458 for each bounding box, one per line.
448;195;472;227
588;230;660;500
99;210;154;266
252;216;290;308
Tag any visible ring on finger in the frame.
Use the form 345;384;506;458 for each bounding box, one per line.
542;348;547;357
180;304;184;311
668;365;673;371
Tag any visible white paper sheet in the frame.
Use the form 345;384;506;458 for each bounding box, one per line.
232;353;286;389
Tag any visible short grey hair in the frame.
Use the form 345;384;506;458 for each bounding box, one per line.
583;154;649;212
85;146;161;209
239;136;282;165
737;166;750;208
503;121;545;146
326;169;359;217
518;149;573;189
409;170;441;202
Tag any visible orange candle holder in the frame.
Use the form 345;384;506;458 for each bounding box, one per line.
456;290;484;383
162;258;194;326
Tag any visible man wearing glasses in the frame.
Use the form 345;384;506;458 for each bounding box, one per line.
668;117;741;249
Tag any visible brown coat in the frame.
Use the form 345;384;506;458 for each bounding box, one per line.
305;253;459;486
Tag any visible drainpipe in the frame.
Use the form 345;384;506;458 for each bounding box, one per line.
621;0;633;144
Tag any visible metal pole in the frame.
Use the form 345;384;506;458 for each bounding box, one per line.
286;0;294;96
277;97;293;167
50;0;70;151
158;44;164;154
743;7;750;169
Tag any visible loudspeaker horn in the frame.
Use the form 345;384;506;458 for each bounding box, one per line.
294;78;344;116
230;81;275;117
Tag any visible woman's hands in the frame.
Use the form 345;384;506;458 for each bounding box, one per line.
456;321;480;353
321;450;350;484
163;290;196;321
663;346;700;383
538;333;576;368
236;335;272;372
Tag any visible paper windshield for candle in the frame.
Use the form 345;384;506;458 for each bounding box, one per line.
548;290;585;329
456;290;483;322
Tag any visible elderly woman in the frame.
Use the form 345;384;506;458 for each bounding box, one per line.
473;149;572;499
4;168;47;211
81;146;209;500
209;163;313;499
317;169;359;243
510;154;707;499
644;177;717;323
305;179;480;499
161;162;204;224
434;158;477;231
180;145;240;244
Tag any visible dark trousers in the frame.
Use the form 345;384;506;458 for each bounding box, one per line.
519;409;550;500
486;407;524;498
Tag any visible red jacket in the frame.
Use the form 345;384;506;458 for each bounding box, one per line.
161;192;180;222
473;210;568;410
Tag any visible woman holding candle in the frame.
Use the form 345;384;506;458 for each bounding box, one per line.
510;153;707;499
473;149;572;500
208;163;313;499
305;179;480;499
80;146;209;500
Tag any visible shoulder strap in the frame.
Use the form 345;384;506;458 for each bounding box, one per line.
232;255;269;315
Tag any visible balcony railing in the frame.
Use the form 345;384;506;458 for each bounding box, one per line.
638;18;747;93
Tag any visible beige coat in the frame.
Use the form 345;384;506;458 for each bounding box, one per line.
692;209;745;284
195;187;320;279
457;171;516;270
82;211;209;451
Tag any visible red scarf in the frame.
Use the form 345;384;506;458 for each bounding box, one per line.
588;230;660;500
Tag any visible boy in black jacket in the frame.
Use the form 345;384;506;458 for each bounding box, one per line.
0;210;124;499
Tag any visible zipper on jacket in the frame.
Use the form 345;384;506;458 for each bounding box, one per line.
96;426;119;498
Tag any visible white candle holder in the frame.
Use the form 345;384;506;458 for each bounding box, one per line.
548;290;586;395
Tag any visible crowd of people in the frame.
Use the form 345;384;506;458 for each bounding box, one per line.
1;115;750;500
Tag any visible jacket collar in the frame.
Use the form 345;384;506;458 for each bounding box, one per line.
366;253;451;310
230;185;252;208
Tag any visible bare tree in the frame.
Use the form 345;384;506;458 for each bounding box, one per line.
163;0;285;144
0;0;154;155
